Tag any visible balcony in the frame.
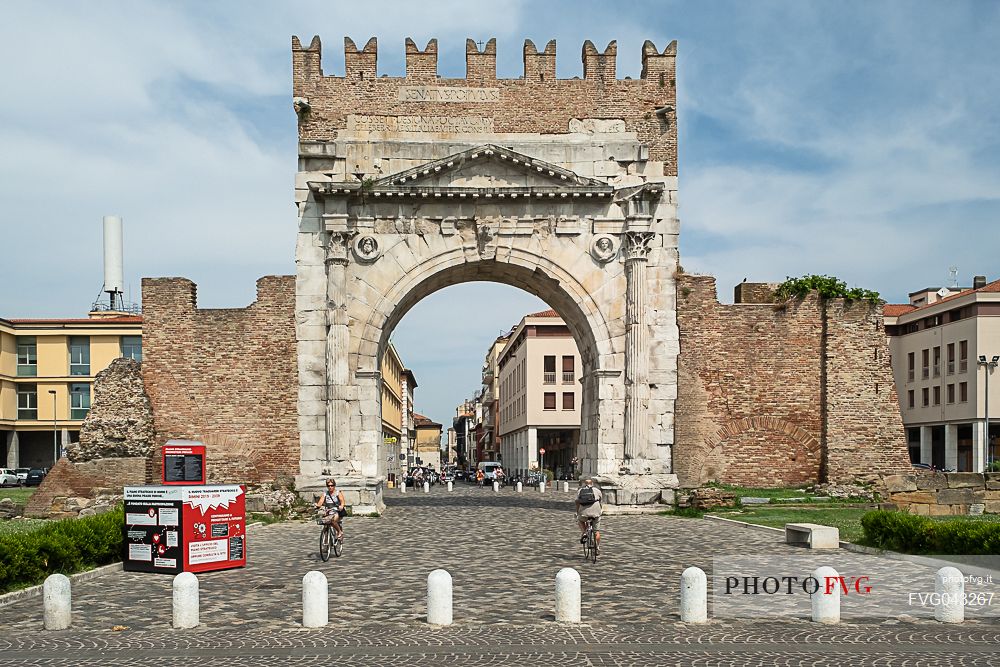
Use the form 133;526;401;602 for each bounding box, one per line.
562;372;575;384
482;368;494;383
543;372;556;384
482;388;495;404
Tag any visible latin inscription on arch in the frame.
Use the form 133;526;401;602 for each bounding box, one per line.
399;86;500;103
348;114;495;133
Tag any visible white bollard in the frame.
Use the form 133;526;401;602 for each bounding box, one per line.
400;481;407;493
427;569;453;626
810;566;840;624
516;481;523;493
42;573;71;630
423;481;430;493
935;566;965;623
562;481;569;492
447;481;453;492
679;567;708;624
493;481;499;493
172;571;199;629
302;570;329;628
539;481;546;493
555;567;581;623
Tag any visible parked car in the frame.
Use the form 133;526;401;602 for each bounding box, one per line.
0;468;19;487
25;469;47;486
15;467;30;485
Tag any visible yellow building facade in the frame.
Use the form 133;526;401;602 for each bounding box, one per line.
380;342;405;482
0;313;142;469
413;413;443;468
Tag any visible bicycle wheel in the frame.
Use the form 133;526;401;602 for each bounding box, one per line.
333;534;343;558
319;524;332;562
582;528;592;561
588;523;598;563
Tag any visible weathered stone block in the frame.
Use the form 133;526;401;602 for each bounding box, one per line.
883;474;917;493
889;491;937;504
946;472;984;488
915;473;949;491
985;473;1000;490
936;488;982;505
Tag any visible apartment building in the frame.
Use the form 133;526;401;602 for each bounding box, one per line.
885;276;1000;472
497;310;582;477
413;412;443;468
1;313;143;469
479;334;510;464
380;343;405;481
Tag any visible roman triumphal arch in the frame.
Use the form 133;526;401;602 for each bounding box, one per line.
292;35;680;512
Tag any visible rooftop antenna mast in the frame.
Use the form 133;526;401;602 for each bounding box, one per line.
91;215;140;314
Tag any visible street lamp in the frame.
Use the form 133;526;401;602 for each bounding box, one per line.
47;390;57;465
979;355;999;469
539;447;546;479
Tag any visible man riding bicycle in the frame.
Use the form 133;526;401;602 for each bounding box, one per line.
315;477;346;540
575;478;602;551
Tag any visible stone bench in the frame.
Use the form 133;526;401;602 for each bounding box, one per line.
784;523;840;549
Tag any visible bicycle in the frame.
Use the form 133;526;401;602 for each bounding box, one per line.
317;511;344;561
582;517;599;563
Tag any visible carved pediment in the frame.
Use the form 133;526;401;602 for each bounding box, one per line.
375;144;611;190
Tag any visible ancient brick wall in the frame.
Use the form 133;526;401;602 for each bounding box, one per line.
883;472;1000;515
675;274;909;488
292;36;678;175
141;276;298;485
24;457;145;518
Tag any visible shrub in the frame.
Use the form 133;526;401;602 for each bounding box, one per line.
0;506;124;593
861;509;1000;555
773;275;881;305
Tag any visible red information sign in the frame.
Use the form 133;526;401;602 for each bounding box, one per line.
162;441;206;485
181;485;247;573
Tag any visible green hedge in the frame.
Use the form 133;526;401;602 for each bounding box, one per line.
0;507;124;593
861;510;1000;555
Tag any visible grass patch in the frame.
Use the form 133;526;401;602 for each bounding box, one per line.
713;507;870;543
660;507;706;518
0;487;37;507
706;484;811;500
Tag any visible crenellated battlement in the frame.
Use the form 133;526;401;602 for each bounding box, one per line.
292;35;676;82
292;35;679;175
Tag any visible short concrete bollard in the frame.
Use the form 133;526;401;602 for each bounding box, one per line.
427;569;453;626
561;481;569;492
539;481;546;493
679;566;708;624
810;566;840;624
172;571;199;629
935;566;965;623
302;570;328;628
400;481;407;493
555;567;581;623
423;481;430;493
516;481;523;493
43;573;71;630
493;481;499;492
447;481;453;492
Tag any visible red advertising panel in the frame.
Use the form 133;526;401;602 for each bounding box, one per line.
181;485;247;573
162;441;206;485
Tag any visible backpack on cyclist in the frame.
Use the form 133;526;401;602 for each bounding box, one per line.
578;486;597;506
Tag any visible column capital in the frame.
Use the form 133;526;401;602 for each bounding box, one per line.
325;231;356;265
623;231;655;261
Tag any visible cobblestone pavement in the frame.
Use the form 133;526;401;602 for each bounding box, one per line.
2;485;998;665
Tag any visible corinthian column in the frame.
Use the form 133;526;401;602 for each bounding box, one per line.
623;231;654;461
325;232;354;464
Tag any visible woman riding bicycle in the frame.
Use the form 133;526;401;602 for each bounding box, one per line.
315;477;346;540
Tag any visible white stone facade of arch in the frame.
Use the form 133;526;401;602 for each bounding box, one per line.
295;138;680;512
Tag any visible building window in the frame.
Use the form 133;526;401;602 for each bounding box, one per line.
947;343;955;375
932;346;940;377
543;356;556;384
562;392;574;410
959;340;968;373
543;392;556;410
933;386;941;406
121;336;142;362
17;384;38;420
16;336;37;377
907;352;914;382
947;384;955;404
922;387;929;407
70;383;91;420
959;382;968;403
69;336;90;376
921;349;929;379
907;390;914;409
562;356;575;384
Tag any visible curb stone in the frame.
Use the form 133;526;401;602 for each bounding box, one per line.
0;562;122;609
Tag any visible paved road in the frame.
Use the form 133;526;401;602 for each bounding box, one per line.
2;485;998;665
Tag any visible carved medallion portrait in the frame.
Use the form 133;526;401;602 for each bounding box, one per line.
591;234;619;263
353;235;381;262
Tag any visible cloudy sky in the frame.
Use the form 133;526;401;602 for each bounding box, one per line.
2;1;998;429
